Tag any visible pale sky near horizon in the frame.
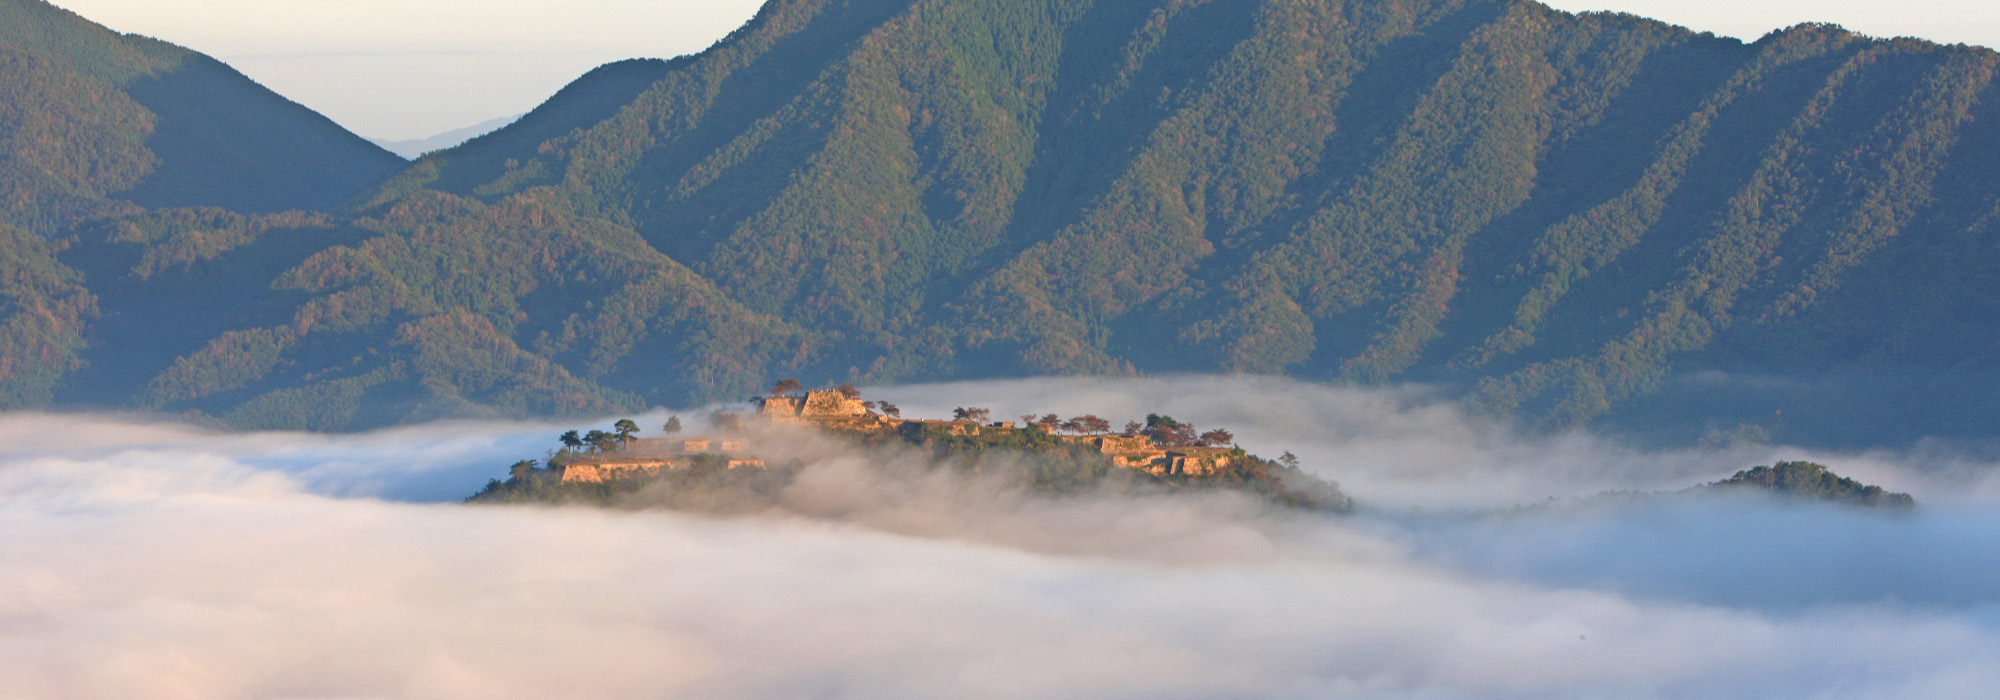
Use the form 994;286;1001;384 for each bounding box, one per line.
44;0;2000;142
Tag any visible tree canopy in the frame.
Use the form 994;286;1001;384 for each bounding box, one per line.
9;0;2000;446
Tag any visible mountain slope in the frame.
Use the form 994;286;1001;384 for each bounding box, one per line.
13;0;2000;442
0;0;407;411
379;0;2000;436
0;0;404;235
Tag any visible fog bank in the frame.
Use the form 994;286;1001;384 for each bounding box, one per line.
3;376;1997;699
872;376;2000;508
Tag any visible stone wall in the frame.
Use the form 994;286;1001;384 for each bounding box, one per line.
801;390;869;417
758;397;807;417
1093;440;1237;477
561;459;680;483
1087;434;1155;455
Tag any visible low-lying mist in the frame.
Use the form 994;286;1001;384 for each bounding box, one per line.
3;377;1997;699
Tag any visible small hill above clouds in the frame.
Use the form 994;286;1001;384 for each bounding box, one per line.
9;0;2000;445
1704;461;1916;509
0;0;404;235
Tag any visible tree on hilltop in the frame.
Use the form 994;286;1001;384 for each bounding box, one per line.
771;378;804;397
709;412;744;431
662;416;683;434
613;419;639;444
954;407;992;423
1144;414;1198;447
583;429;618;453
510;460;538;480
559;430;583;449
877;401;901;418
1067;415;1112;435
1155;425;1200;447
836;383;862;400
1199;428;1235;448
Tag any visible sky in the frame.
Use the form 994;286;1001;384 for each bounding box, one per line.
46;0;770;141
4;375;1999;698
43;0;2000;141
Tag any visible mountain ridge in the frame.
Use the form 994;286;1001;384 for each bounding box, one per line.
0;0;405;236
6;0;1999;445
370;114;525;160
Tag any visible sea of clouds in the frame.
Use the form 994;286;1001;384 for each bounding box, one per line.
3;376;1997;699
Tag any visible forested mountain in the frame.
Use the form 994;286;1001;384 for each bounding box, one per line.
8;0;2000;444
0;0;403;236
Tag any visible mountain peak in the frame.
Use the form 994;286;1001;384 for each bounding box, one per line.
7;0;2000;446
0;0;403;234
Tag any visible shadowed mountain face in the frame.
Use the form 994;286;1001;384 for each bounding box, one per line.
118;52;407;214
6;0;2000;443
0;0;404;236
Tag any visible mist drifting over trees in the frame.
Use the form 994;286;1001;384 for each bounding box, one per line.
2;377;1996;698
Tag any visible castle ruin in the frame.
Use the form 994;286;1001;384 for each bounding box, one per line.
557;437;765;483
557;385;1250;483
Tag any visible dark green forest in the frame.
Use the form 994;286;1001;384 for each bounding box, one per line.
5;0;2000;444
1704;460;1916;508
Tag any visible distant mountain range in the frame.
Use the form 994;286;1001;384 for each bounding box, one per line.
4;0;1998;446
369;115;523;159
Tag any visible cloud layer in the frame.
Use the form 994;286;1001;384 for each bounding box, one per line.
3;377;1998;699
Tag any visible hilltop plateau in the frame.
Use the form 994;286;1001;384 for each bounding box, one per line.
470;381;1351;510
